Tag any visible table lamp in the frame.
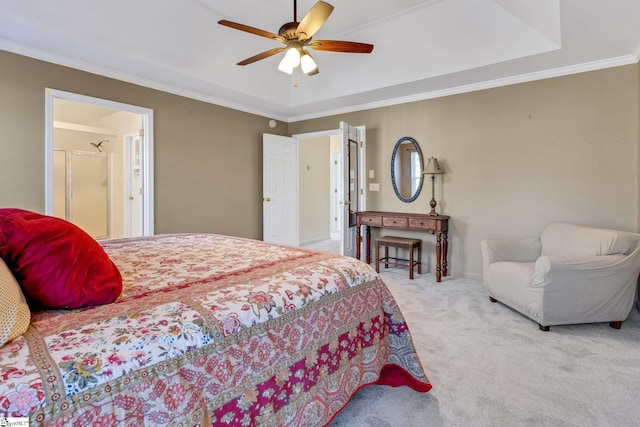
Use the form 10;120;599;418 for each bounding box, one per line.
424;157;444;216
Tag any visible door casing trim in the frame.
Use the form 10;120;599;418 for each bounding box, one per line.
44;88;155;236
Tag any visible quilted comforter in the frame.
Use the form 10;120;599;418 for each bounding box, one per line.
0;234;430;426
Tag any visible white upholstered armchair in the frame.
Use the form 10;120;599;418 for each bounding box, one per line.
481;222;640;331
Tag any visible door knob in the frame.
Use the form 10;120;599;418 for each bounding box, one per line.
339;200;350;205
264;197;271;202
129;196;134;200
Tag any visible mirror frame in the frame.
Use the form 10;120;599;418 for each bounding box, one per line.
391;136;424;203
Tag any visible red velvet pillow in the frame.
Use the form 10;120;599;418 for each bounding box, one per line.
0;208;122;309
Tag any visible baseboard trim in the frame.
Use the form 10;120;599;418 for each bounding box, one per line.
299;236;332;246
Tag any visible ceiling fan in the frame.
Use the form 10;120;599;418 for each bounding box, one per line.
218;0;374;77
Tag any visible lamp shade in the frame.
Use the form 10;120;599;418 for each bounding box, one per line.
424;157;444;174
277;58;295;74
278;48;301;74
300;52;317;74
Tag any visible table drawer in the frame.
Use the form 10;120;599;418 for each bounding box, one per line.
383;217;409;228
360;215;382;226
409;218;437;230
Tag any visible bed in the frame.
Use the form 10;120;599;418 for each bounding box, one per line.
0;212;430;426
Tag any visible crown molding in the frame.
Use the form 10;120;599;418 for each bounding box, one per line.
633;42;640;62
287;55;638;122
2;38;637;124
0;39;291;122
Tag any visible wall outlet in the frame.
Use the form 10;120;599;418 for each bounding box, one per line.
369;183;380;191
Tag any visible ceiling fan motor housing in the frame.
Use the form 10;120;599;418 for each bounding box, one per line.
278;22;301;40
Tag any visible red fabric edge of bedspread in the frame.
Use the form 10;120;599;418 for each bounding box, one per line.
324;364;432;426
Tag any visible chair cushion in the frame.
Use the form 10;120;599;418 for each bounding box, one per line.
541;222;633;257
488;261;535;289
486;261;537;311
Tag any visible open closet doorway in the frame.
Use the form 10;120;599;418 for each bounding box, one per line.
297;133;342;251
44;89;154;239
262;122;365;257
295;123;366;257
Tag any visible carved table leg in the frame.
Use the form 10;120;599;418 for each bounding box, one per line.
435;231;442;282
365;225;371;265
636;273;640;312
442;229;448;277
356;225;361;260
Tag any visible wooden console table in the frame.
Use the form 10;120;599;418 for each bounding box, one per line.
355;211;450;282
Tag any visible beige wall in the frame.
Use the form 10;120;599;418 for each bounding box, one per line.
0;50;288;240
299;136;331;244
1;49;639;279
290;64;640;279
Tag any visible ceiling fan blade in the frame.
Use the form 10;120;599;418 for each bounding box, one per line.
309;40;374;53
296;1;334;39
237;47;285;66
218;20;284;41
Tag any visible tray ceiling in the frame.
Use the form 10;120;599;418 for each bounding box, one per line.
1;0;639;121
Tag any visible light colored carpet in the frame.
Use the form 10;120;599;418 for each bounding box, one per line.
330;268;640;427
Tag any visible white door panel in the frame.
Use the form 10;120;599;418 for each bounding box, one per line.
263;134;298;246
124;133;144;238
339;122;366;258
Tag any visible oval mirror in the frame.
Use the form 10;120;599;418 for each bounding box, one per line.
391;136;424;203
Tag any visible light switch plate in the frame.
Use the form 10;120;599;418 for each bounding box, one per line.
369;169;375;179
369;183;380;191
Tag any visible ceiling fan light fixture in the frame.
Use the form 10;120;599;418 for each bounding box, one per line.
300;52;317;74
219;1;373;79
278;57;295;74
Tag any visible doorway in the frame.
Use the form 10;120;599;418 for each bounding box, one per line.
44;89;154;238
263;123;366;257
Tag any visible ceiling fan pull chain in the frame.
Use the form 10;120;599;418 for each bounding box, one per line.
294;66;301;87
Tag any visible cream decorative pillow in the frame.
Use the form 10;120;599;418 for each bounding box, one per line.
0;257;31;347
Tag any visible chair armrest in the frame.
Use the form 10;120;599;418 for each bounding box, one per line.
481;238;541;264
481;238;541;285
532;253;640;288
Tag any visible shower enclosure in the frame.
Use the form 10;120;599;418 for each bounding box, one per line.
53;148;111;239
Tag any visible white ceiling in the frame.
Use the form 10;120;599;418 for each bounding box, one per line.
1;0;639;122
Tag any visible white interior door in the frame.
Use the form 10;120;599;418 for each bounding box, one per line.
340;122;366;258
124;132;143;237
263;133;298;245
330;151;341;239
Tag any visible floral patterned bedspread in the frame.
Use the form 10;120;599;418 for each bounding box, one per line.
0;234;430;426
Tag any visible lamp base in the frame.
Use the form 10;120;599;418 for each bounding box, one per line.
428;174;439;216
428;198;438;216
